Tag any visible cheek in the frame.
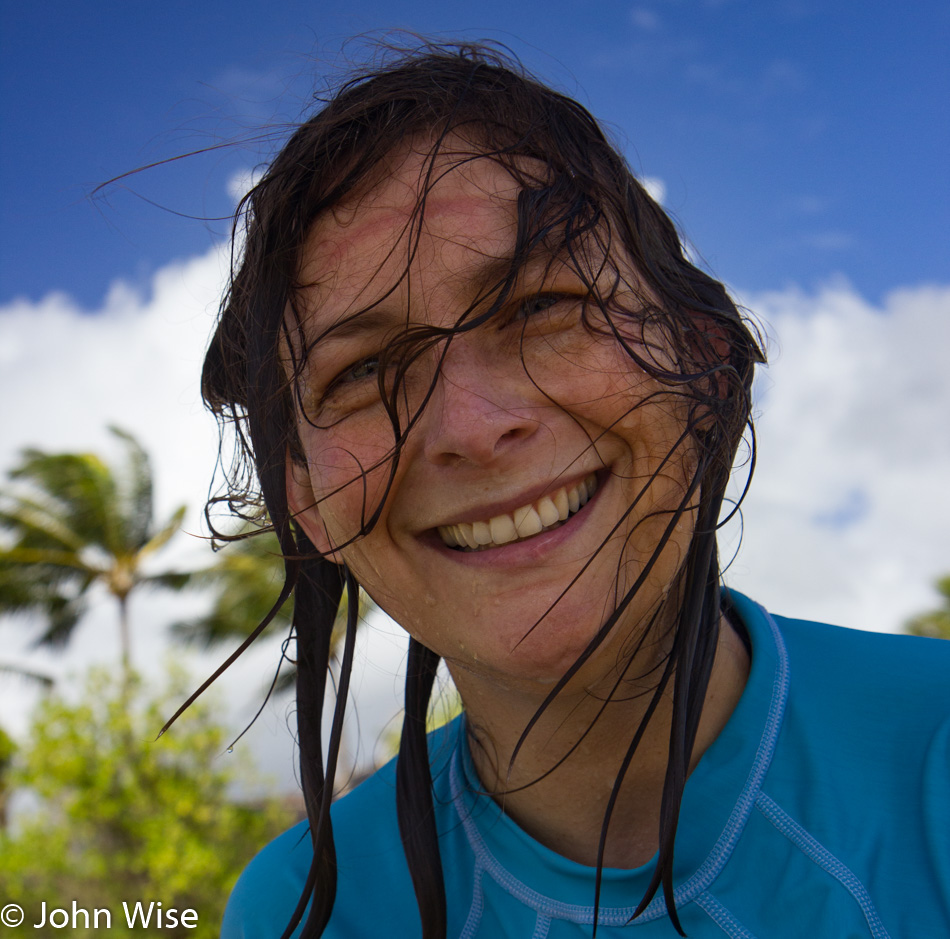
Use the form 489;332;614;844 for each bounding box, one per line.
522;321;649;402
300;422;396;547
547;341;696;575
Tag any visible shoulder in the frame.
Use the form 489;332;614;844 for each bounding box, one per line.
729;591;950;824
774;610;950;812
221;764;406;938
221;819;312;939
725;595;950;932
729;590;950;716
222;721;463;938
772;607;950;712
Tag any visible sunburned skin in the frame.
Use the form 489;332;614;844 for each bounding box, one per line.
284;138;750;868
286;141;696;684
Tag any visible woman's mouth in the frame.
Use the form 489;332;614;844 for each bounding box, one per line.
437;473;599;552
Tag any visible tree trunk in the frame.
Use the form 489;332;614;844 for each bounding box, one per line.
118;593;131;676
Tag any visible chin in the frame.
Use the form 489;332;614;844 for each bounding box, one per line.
453;622;618;692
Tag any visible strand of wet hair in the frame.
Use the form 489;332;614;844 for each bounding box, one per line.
396;638;448;939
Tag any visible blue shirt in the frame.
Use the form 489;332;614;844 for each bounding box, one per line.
223;593;950;937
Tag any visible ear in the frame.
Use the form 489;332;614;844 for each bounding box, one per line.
688;310;735;405
285;453;341;563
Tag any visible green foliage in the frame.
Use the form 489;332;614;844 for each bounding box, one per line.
906;575;950;640
0;725;15;829
0;667;294;937
0;726;15;768
0;427;192;668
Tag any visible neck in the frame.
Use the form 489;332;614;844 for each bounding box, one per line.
450;612;750;869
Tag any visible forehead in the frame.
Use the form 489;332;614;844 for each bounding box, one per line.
296;143;529;319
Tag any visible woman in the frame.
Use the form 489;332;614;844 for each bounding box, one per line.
206;43;949;938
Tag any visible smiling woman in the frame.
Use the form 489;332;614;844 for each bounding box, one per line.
198;40;950;939
285;142;710;695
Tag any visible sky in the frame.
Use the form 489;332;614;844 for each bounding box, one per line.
1;0;948;790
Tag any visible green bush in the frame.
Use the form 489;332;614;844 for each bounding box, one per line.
0;667;294;937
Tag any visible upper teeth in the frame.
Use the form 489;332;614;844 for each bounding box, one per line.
438;473;598;551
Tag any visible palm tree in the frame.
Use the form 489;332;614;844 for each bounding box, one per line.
0;426;191;673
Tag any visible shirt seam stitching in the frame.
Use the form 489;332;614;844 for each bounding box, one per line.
449;600;790;924
694;890;759;939
754;791;892;939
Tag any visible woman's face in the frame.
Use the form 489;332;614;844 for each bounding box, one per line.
286;143;697;692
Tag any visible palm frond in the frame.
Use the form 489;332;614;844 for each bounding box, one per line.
108;425;154;549
32;591;88;648
138;505;187;558
141;570;194;592
10;450;117;552
0;662;55;689
0;545;99;573
0;495;88;552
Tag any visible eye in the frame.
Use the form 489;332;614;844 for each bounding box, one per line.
342;357;380;383
515;293;563;320
319;355;382;405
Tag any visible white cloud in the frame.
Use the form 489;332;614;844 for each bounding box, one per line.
0;248;227;552
227;166;264;206
641;175;667;205
721;278;950;634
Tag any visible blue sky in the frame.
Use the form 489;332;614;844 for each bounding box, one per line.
1;0;947;309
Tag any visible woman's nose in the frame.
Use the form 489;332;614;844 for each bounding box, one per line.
420;339;540;467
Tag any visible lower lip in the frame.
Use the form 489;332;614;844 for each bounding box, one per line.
426;471;608;568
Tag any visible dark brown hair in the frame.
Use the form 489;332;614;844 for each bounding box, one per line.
199;39;764;938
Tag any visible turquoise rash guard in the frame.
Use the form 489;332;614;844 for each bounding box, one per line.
222;592;950;937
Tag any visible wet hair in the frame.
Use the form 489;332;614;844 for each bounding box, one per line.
199;39;764;939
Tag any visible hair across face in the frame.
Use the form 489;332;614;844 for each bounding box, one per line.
285;139;701;690
199;42;765;938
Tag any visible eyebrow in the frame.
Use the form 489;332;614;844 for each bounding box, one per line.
312;306;404;344
309;251;579;346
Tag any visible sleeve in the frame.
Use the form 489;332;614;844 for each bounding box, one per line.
922;714;950;926
221;821;312;939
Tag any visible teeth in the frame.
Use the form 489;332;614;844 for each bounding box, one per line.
568;486;580;514
513;505;543;538
536;496;559;527
437;473;598;552
472;520;493;545
489;515;517;545
458;525;479;549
